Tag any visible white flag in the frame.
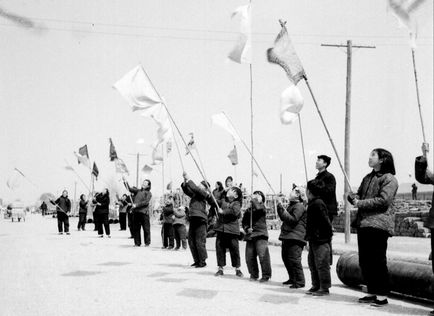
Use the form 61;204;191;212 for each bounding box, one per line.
113;65;162;112
211;112;241;142
228;4;251;64
142;164;153;175
279;84;304;124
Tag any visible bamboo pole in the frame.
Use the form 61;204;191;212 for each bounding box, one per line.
411;48;427;144
297;114;308;183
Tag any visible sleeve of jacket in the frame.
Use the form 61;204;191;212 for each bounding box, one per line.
415;156;434;185
181;181;193;198
222;201;241;218
66;198;71;212
279;203;305;225
322;173;336;196
186;180;208;200
241;209;250;230
356;174;398;212
135;191;151;208
99;195;110;208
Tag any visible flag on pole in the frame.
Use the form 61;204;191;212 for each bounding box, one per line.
185;133;195;155
113;64;162;112
142;164;153;176
228;4;252;64
109;138;118;161
151;148;163;165
166;181;172;191
279;84;304;124
267;21;305;85
64;165;74;171
166;141;172;155
75;145;90;168
227;146;239;166
114;158;129;175
211;112;241;141
388;0;426;47
6;168;23;190
92;162;99;180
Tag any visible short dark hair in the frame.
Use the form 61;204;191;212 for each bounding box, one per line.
317;155;331;168
200;180;210;189
231;186;243;202
144;179;152;191
372;148;396;175
216;181;224;191
307;179;325;197
253;190;265;203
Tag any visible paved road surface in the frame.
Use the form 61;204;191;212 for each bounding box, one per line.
0;214;431;316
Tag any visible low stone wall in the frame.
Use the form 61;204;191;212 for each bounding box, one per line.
333;199;432;238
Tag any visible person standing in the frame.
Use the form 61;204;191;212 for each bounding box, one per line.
161;196;175;249
277;185;307;288
207;181;224;238
315;155;338;223
50;190;71;235
40;201;47;217
126;179;152;247
305;179;333;296
116;194;128;231
414;142;434;315
93;189;111;238
181;172;209;267
348;148;398;307
214;186;244;277
242;190;272;282
411;183;418;200
77;194;88;231
173;206;188;250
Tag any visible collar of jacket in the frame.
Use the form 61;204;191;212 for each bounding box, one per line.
370;169;384;178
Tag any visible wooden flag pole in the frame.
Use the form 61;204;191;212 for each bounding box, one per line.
169;120;185;172
140;68;221;215
411;48;427;144
297;114;309;183
64;160;92;192
303;77;352;192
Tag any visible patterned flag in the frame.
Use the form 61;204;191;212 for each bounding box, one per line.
267;21;305;85
75;145;90;168
114;158;129;175
185;133;195;155
92;162;99;180
228;4;252;64
109;138;118;161
227;146;239;166
279;84;304;124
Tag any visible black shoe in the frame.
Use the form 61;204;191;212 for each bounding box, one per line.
235;269;243;277
215;269;224;276
196;262;207;268
430;310;434;315
290;284;305;289
282;279;293;285
358;295;377;303
66;232;70;235
249;275;258;281
305;287;319;295
370;299;388;307
311;289;329;296
191;263;198;267
259;277;270;283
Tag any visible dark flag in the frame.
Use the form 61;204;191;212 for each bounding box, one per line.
75;145;90;168
92;162;99;180
109;138;118;161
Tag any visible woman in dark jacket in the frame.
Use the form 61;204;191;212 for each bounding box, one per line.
277;186;307;288
77;194;88;231
207;181;224;237
348;148;398;306
93;188;111;238
214;186;243;277
242;190;271;282
115;194;128;231
161;196;175;249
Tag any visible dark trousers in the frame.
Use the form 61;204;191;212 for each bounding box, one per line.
57;212;69;233
174;224;187;249
95;213;110;236
119;212;127;230
431;229;434;273
93;212;97;231
216;232;241;268
357;227;390;295
308;241;331;290
188;220;207;264
161;223;175;248
245;238;272;279
281;239;305;286
77;213;87;230
133;212;151;246
127;213;134;237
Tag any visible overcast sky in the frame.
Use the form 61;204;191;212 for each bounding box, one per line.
0;0;433;204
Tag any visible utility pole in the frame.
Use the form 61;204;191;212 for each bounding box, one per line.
321;40;375;243
127;153;148;187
